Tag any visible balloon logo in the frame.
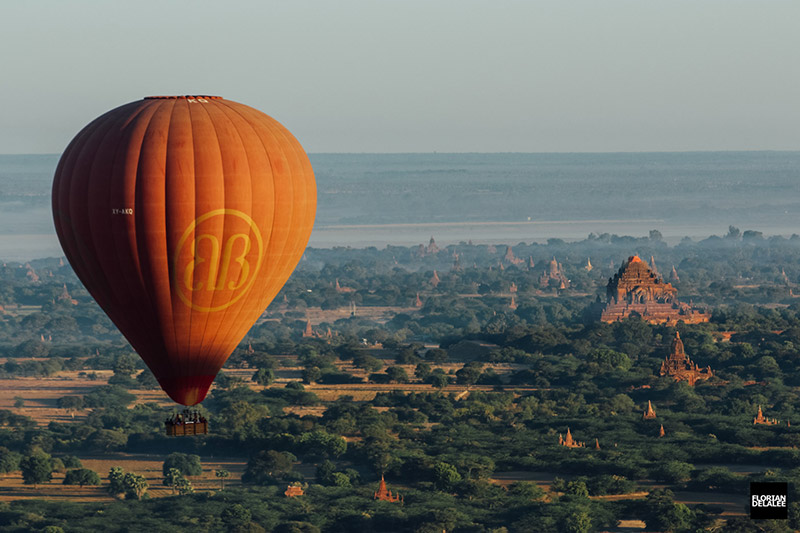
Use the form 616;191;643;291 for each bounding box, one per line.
174;209;265;312
52;96;316;405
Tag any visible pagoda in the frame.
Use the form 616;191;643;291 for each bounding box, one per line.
599;256;709;324
643;400;657;420
426;236;440;254
504;246;524;266
509;295;517;310
302;321;314;338
58;284;78;305
669;265;680;283
558;428;585;448
374;475;402;502
415;293;423;308
430;270;440;288
539;257;569;289
659;332;713;386
659;424;666;438
585;258;593;272
753;405;779;426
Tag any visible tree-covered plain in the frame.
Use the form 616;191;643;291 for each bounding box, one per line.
1;231;800;531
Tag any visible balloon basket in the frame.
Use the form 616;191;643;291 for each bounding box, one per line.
165;409;208;437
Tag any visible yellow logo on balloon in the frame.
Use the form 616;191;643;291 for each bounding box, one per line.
174;209;264;312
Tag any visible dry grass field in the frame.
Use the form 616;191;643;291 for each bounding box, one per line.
0;453;248;503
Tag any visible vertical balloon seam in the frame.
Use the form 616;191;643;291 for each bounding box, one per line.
200;102;257;372
133;99;175;383
52;118;101;307
215;102;288;373
241;107;300;362
95;106;151;359
167;98;192;385
190;100;226;385
165;98;195;375
201;102;248;365
180;98;206;392
259;114;309;314
140;98;181;385
66;112;129;323
62;114;119;311
207;102;273;372
106;105;161;380
115;101;164;365
228;104;300;322
148;99;180;382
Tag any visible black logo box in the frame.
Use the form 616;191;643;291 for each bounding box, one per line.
750;482;789;520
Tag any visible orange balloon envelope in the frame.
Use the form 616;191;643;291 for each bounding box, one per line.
52;96;316;405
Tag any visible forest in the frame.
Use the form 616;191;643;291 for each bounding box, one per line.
0;229;799;532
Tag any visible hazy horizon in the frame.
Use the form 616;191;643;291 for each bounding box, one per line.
2;1;799;154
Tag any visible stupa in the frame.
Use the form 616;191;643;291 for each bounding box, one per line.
374;475;403;502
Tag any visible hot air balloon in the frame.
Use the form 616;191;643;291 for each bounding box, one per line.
52;95;316;406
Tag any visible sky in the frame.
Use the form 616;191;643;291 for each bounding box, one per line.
1;1;798;154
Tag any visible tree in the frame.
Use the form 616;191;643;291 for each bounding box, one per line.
20;453;53;487
456;362;484;385
302;366;322;384
57;396;84;415
122;472;148;500
164;467;186;494
252;368;275;387
108;467;125;495
643;489;694;532
415;362;432;380
507;481;545;501
386;366;409;383
242;450;296;484
135;368;160;389
113;353;138;377
221;504;252;530
426;348;448;364
63;468;100;487
0;447;22;473
215;469;230;490
564;510;591;533
433;461;461;491
427;373;450;390
162;452;202;477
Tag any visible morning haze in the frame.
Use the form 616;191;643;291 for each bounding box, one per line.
1;1;799;154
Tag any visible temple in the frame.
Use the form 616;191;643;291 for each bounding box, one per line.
504;246;525;266
659;332;713;386
539;257;570;289
643;400;657;420
430;270;440;288
558;427;585;448
284;483;305;497
599;256;709;324
659;424;666;438
374;475;403;502
753;405;779;426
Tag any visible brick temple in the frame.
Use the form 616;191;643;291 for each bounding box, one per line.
659;332;713;386
599;256;709;324
374;475;403;502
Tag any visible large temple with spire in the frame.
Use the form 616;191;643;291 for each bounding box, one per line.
659;332;713;386
598;256;709;324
